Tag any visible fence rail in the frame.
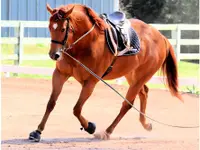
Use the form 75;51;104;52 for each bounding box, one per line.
1;20;200;64
1;21;200;84
1;65;199;86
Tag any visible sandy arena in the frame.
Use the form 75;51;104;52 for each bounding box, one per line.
1;77;199;150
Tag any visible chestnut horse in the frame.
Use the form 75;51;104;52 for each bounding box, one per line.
29;3;182;141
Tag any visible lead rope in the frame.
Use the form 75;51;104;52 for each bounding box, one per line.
61;49;199;129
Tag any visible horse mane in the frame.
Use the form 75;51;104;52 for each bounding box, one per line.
52;4;107;33
84;6;108;32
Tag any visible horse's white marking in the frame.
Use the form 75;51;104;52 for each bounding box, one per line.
53;23;58;30
94;131;110;140
57;53;63;61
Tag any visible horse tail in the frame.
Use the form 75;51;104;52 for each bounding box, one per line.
161;38;183;101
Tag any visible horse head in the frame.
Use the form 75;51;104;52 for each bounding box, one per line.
46;3;106;61
47;3;75;60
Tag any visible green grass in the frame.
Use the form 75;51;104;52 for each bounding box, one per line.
1;44;50;55
1;44;199;89
177;61;199;77
2;60;55;68
154;61;199;78
1;44;55;68
115;81;200;94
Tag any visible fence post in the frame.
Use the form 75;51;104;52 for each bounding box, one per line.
14;22;24;65
171;25;181;61
19;22;24;64
14;26;19;66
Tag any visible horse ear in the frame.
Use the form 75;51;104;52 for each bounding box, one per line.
63;6;75;18
46;3;53;14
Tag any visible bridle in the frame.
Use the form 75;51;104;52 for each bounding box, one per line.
51;17;70;49
50;15;95;52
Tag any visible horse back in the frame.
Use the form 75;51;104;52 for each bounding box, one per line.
129;18;168;60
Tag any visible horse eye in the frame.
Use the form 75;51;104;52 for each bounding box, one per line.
61;28;65;32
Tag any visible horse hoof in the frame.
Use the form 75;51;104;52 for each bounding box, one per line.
29;130;41;142
94;131;110;140
84;122;96;134
146;123;152;131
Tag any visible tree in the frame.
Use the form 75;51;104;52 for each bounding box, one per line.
120;0;199;24
120;0;199;63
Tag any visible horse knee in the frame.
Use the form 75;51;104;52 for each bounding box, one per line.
47;100;56;112
144;85;149;93
122;101;132;110
73;106;81;117
139;85;149;99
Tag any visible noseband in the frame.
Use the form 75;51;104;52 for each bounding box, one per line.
51;17;70;47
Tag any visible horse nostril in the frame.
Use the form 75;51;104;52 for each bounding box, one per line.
49;51;61;60
54;54;60;60
54;52;61;60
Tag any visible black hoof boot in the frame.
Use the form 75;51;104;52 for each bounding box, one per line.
82;122;96;134
29;130;41;142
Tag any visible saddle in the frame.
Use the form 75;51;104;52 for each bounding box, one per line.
100;11;140;56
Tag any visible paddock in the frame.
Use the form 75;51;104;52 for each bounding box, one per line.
1;77;199;150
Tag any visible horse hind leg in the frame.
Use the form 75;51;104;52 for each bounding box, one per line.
138;84;152;131
94;73;144;140
94;85;138;140
125;76;152;131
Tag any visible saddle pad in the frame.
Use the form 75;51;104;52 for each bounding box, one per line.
105;27;141;56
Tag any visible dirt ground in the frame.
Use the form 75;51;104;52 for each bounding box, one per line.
1;77;199;150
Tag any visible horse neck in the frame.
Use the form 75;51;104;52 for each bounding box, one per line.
67;9;111;62
68;18;98;53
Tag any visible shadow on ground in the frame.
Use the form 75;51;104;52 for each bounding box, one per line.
1;136;148;145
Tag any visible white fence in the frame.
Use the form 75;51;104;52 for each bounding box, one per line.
0;21;199;86
1;21;50;65
1;65;199;86
1;20;200;64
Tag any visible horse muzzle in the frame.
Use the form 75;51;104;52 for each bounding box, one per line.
49;50;62;61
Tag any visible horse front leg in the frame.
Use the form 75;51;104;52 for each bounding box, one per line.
29;69;69;142
73;80;97;134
